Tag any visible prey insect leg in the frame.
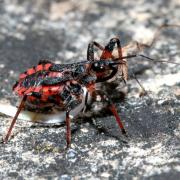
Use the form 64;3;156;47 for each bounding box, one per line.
139;24;180;49
2;95;27;143
122;24;180;56
129;71;148;96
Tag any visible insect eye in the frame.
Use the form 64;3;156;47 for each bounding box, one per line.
92;61;105;72
94;62;99;67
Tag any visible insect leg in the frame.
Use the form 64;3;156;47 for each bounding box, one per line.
108;104;127;135
66;111;71;148
125;24;180;54
2;95;27;143
62;86;84;148
65;100;83;148
92;90;127;136
87;41;104;61
100;37;129;82
143;24;180;49
129;71;148;96
101;37;123;59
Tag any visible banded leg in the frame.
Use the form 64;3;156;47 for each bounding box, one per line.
100;37;127;82
3;95;27;143
87;41;104;61
101;37;123;60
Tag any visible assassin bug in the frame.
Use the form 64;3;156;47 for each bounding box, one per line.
2;24;180;148
2;57;128;148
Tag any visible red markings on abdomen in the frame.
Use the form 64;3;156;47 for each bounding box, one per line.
19;63;52;80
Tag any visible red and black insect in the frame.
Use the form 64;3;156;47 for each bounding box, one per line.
2;42;129;148
2;24;180;148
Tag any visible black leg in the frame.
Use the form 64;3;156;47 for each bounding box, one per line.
66;111;71;149
87;37;124;64
65;101;83;148
101;37;123;59
64;94;83;148
87;41;104;61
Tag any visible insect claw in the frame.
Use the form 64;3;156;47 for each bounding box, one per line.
122;78;127;84
66;144;71;150
122;128;127;135
139;90;148;97
1;137;6;144
122;128;128;138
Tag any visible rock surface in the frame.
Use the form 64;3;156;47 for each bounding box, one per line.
0;0;180;179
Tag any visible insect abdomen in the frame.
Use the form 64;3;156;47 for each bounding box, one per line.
19;63;52;79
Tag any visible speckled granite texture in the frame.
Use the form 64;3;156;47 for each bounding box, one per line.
0;0;180;179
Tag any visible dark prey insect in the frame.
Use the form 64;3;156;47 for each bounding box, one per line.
2;24;180;148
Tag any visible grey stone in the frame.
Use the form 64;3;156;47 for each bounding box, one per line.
0;0;179;179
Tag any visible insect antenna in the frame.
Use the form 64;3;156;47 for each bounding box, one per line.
110;53;180;95
138;54;180;65
2;95;27;143
112;54;180;65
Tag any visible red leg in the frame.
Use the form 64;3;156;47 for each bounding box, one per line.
92;90;127;136
108;104;127;135
3;95;27;143
66;111;71;148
